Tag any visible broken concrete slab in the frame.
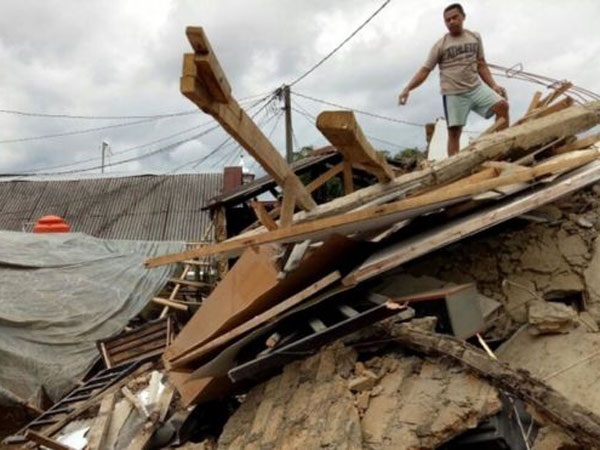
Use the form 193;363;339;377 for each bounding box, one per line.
528;302;577;335
218;341;501;450
217;344;362;450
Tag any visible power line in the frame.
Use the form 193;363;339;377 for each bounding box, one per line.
20;121;216;173
0;109;199;121
172;91;279;173
0;94;267;145
291;101;416;151
290;0;392;86
293;91;481;134
0;91;272;121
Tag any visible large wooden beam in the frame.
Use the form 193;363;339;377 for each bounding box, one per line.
181;27;315;211
317;111;395;182
145;150;597;267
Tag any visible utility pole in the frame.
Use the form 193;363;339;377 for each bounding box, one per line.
283;84;293;164
101;140;110;173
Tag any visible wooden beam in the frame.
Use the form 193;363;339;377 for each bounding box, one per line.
279;178;297;228
342;161;354;194
526;91;543;114
317;111;395;181
515;96;575;125
250;199;278;231
538;81;573;108
553;131;600;155
25;430;74;450
86;393;115;450
146;150;597;267
306;162;344;193
181;27;315;212
168;271;342;368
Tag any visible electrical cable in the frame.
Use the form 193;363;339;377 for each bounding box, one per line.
289;0;392;86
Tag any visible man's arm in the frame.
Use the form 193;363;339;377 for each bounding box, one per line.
399;67;431;105
477;58;506;99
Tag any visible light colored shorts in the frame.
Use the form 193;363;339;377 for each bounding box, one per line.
443;83;504;128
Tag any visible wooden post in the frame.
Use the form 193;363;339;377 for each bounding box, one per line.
181;27;315;212
215;206;228;276
317;111;395;182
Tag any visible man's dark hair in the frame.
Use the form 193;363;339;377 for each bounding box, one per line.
444;3;465;16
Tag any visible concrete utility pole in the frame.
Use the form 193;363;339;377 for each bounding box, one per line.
283;85;293;164
101;140;110;173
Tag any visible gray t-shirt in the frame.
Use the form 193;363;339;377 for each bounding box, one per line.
424;29;484;95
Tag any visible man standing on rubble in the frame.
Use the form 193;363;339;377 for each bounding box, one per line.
398;3;509;156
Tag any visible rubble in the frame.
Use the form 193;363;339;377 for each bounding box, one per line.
6;25;600;450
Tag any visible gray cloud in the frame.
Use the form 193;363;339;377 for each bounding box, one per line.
0;0;599;176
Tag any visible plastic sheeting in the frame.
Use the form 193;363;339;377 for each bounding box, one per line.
0;231;185;407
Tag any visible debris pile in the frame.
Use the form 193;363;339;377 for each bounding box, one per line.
4;26;600;450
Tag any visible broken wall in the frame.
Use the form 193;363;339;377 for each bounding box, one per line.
402;185;600;333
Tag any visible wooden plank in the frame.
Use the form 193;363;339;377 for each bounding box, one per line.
526;91;543;114
317;111;395;181
152;297;188;311
111;339;168;365
232;100;600;233
108;329;167;355
125;385;175;450
163;245;281;365
104;400;133;450
181;27;315;212
306;163;344;193
86;393;115;450
553;131;600;155
250;199;278;231
279;179;297;228
185;26;212;54
25;430;74;450
121;387;149;419
538;81;573;108
168;271;342;369
193;52;230;103
104;320;168;350
146;150;598;267
345;158;600;285
343;161;354;194
516;96;575;125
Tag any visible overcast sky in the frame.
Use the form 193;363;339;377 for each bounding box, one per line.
0;0;599;177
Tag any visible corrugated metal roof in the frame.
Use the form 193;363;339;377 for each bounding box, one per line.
0;173;222;241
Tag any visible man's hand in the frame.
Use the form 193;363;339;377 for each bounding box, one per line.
398;89;410;105
493;85;507;100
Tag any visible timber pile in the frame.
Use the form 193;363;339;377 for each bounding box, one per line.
8;26;600;450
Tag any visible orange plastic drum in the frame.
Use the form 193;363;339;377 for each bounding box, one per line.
33;215;71;233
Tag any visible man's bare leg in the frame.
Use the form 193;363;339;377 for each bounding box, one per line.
490;99;510;130
447;126;462;157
